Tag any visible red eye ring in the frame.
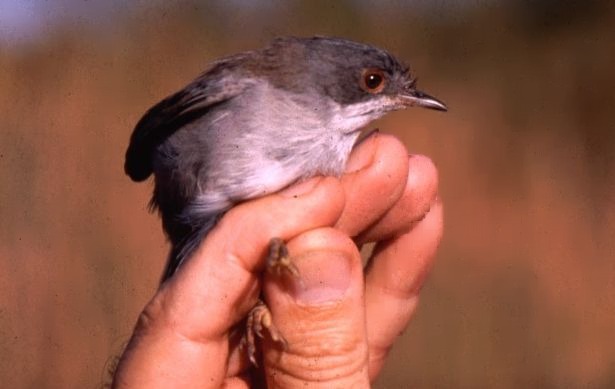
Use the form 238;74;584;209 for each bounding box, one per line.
360;68;386;94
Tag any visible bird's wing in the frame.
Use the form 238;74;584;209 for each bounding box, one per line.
124;59;252;182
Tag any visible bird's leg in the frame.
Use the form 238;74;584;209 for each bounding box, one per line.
242;237;298;366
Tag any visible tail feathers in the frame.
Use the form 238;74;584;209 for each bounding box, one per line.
160;214;222;283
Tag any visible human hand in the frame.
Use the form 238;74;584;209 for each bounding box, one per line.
112;132;442;388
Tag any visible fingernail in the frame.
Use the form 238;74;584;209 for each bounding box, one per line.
356;128;380;146
345;133;378;173
291;251;352;304
280;177;322;198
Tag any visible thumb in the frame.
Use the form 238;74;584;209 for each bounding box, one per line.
261;228;370;388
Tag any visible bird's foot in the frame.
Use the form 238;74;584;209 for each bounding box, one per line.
266;237;300;279
242;299;288;366
241;238;300;366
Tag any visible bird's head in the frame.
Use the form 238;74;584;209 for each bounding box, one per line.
252;36;447;131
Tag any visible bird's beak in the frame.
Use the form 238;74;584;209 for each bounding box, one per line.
400;89;448;112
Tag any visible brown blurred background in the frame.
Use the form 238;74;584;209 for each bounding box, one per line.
1;1;614;387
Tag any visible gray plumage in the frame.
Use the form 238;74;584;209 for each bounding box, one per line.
124;36;446;282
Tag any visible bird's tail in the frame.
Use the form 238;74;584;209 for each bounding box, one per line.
160;214;222;283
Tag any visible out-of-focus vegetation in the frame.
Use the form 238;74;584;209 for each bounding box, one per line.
1;1;614;387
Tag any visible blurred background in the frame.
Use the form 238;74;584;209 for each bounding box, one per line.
1;0;614;387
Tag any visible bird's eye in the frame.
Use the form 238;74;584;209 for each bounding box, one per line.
360;69;386;94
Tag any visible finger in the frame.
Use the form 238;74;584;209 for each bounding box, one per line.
169;177;345;334
113;177;345;388
364;200;443;379
261;228;370;388
356;154;439;244
335;132;409;237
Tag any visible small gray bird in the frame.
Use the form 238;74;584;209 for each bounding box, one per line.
125;36;446;283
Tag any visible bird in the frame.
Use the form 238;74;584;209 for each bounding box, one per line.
125;36;446;284
124;36;446;362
